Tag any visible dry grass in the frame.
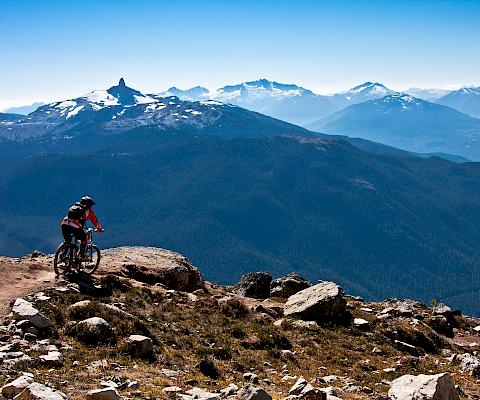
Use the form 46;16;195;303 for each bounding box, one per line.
2;278;479;399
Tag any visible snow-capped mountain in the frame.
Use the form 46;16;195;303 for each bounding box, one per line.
329;82;398;108
0;79;310;144
436;86;480;118
404;88;451;101
307;93;480;160
158;79;338;126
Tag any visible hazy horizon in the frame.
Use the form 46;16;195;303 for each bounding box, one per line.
1;0;479;109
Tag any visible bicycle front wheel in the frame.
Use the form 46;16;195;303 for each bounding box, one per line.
82;245;101;275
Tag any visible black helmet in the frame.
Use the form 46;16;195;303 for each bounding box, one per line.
80;196;95;208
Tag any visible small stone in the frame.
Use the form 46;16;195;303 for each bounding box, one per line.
455;353;480;376
220;384;238;396
39;351;63;367
353;318;370;330
243;373;259;384
12;299;50;330
162;386;183;394
86;387;122;400
239;384;272;400
125;334;154;358
185;387;220;400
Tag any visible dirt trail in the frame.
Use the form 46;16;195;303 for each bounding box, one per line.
0;255;56;316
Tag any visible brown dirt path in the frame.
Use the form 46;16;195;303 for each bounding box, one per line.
0;255;56;317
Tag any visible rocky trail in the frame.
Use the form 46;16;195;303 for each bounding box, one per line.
0;246;479;400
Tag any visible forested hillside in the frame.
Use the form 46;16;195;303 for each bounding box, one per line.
1;135;480;314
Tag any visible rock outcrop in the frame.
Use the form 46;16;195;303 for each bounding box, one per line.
284;281;346;321
270;273;310;298
234;272;272;299
388;373;458;400
103;247;202;292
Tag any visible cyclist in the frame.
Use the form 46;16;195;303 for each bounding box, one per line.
61;196;104;261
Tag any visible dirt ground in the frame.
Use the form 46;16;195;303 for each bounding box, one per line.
0;254;56;316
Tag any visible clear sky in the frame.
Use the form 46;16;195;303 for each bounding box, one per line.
0;0;479;109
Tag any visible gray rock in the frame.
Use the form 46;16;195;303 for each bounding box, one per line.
1;375;34;399
284;282;346;321
270;273;310;298
73;317;114;345
239;385;272;400
125;335;153;358
353;318;370;330
433;304;453;319
289;377;312;395
243;373;260;384
388;373;458;400
234;272;272;299
220;384;238;396
86;387;122;400
103;247;204;292
12;299;50;330
455;353;480;376
185;387;221;400
39;351;63;367
162;386;183;394
12;383;67;400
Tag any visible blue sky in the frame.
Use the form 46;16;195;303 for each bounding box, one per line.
0;0;479;109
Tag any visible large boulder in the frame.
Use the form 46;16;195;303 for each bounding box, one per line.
12;299;50;330
103;247;203;292
271;273;311;298
284;281;346;321
234;272;272;299
12;383;67;400
388;373;458;400
1;375;34;399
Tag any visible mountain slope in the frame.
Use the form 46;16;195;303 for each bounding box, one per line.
436;86;480;118
307;93;480;160
1;135;480;314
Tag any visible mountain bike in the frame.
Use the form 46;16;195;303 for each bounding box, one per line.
53;228;101;277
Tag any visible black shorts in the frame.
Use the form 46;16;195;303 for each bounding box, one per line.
61;224;86;243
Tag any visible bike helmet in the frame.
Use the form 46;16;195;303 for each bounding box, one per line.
80;196;95;208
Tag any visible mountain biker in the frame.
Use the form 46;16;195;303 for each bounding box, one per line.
60;196;104;260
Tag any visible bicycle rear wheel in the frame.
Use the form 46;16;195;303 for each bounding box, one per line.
82;245;101;275
54;243;72;277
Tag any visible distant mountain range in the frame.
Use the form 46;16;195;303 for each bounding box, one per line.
3;102;46;115
436;86;480;119
307;93;480;160
0;78;310;146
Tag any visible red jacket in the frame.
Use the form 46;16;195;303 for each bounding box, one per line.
61;208;102;229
